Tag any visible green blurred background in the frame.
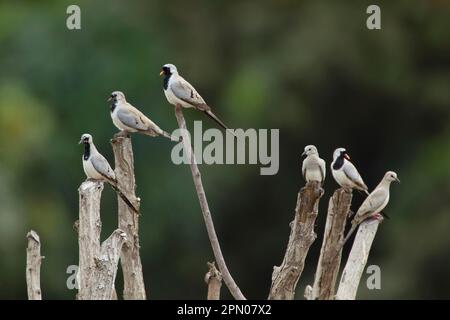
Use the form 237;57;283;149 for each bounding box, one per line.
0;0;449;299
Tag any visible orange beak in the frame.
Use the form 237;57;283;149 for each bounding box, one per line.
159;70;164;76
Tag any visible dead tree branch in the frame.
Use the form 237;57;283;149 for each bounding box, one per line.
111;135;146;300
269;181;323;300
205;262;222;300
26;230;43;300
78;180;126;300
335;219;381;300
306;188;352;300
174;105;246;300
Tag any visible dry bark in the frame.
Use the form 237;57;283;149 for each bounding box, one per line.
336;219;381;300
306;188;352;300
205;262;223;300
77;180;127;300
111;134;147;300
26;230;43;300
269;181;323;300
174;105;246;300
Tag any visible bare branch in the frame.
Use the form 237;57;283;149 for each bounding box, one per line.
111;135;147;300
336;219;381;300
307;188;352;300
91;229;127;299
269;181;323;300
78;180;102;299
77;180;126;300
174;105;246;300
205;262;222;300
26;230;43;300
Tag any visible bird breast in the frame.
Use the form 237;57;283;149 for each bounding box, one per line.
82;157;103;180
305;168;322;182
332;168;352;188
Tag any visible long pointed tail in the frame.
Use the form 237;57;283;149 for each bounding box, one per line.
161;130;182;142
342;224;358;247
204;110;229;130
110;183;139;214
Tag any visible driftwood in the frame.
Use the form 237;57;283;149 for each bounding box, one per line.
111;135;146;300
336;219;381;300
174;105;246;300
78;180;127;300
269;181;323;300
26;230;43;300
205;262;223;300
306;188;352;300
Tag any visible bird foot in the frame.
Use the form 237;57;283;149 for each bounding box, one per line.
371;212;384;221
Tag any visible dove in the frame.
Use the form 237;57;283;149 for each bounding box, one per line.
160;64;230;131
342;171;400;246
301;145;326;184
108;91;178;141
331;148;369;195
79;133;139;214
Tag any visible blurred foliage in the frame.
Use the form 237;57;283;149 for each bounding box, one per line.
0;0;449;299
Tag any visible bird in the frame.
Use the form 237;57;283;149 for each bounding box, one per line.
342;171;400;246
301;145;326;184
79;133;139;214
160;63;230;131
108;91;179;141
331;148;369;195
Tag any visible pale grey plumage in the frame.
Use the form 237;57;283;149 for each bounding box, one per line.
109;91;178;141
90;151;116;182
342;171;400;245
301;145;326;183
331;148;369;194
160;64;230;130
79;133;139;214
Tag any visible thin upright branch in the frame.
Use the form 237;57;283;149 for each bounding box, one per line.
92;229;128;299
174;105;246;300
78;180;126;300
111;134;147;300
205;262;223;300
26;230;43;300
335;219;381;300
306;188;352;300
269;181;323;300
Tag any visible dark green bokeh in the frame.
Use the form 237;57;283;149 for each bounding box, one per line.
0;0;449;299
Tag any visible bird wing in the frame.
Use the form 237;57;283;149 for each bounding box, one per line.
343;161;367;190
319;158;326;182
356;188;387;218
117;105;158;132
91;152;116;182
170;76;208;109
302;159;306;180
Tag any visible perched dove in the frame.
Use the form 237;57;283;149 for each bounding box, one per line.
108;91;178;141
79;133;139;214
342;171;400;245
301;145;326;184
331;148;369;194
160;64;230;130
